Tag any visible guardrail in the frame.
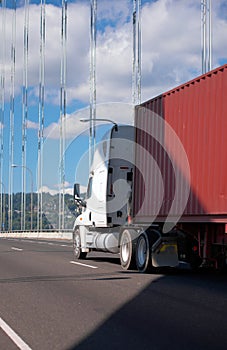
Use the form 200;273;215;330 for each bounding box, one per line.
0;229;73;240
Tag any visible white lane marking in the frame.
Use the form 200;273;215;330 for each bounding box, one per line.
0;316;32;350
70;261;98;269
6;238;71;248
11;247;23;252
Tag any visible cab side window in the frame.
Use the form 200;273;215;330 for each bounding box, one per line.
87;177;93;199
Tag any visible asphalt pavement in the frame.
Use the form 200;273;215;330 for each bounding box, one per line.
0;237;227;350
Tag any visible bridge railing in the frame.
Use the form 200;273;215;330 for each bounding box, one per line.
0;229;73;240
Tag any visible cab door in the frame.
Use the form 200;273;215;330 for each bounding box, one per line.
86;163;108;227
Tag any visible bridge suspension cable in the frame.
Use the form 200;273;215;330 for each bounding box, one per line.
89;0;97;168
8;0;17;231
201;0;212;74
0;0;6;231
59;0;67;231
0;0;6;230
132;0;141;106
37;0;46;231
21;0;30;230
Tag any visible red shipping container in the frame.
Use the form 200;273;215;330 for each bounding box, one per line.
134;64;227;225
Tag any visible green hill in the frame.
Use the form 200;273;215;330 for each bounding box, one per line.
0;192;78;231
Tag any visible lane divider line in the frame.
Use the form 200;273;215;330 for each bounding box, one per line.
11;247;23;252
70;261;98;269
0;316;32;350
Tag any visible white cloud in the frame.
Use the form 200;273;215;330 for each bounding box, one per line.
38;185;58;195
43;102;134;140
98;0;131;25
1;0;226;210
2;2;90;103
1;0;227;122
27;120;39;129
38;184;74;196
39;102;134;193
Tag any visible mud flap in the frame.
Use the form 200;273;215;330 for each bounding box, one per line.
152;241;179;268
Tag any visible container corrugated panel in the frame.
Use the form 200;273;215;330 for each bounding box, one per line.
134;64;227;223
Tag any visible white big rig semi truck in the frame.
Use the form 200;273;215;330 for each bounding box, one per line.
73;123;200;273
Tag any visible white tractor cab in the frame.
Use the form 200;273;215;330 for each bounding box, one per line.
73;124;193;272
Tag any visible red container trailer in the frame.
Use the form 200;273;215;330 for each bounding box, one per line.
134;64;227;268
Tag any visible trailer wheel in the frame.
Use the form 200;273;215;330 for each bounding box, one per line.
120;229;137;270
73;227;87;260
136;231;152;273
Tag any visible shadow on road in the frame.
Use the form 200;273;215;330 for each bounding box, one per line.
0;273;131;284
86;256;120;266
67;270;227;350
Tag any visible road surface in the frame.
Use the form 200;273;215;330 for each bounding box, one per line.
0;237;227;350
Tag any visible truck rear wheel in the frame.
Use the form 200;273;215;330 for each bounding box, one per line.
136;231;152;273
73;227;87;260
120;229;137;270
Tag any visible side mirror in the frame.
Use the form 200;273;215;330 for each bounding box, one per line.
74;183;80;199
73;183;86;208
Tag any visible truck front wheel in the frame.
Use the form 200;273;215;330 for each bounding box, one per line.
120;229;137;270
73;227;87;260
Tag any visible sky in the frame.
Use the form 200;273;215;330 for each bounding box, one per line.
1;0;227;195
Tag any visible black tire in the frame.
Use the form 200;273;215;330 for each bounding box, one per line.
73;227;87;260
136;231;152;273
120;229;137;270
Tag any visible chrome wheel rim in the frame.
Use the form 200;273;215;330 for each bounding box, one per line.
121;236;130;263
74;231;80;255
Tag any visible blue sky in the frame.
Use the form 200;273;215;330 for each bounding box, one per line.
1;0;227;195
